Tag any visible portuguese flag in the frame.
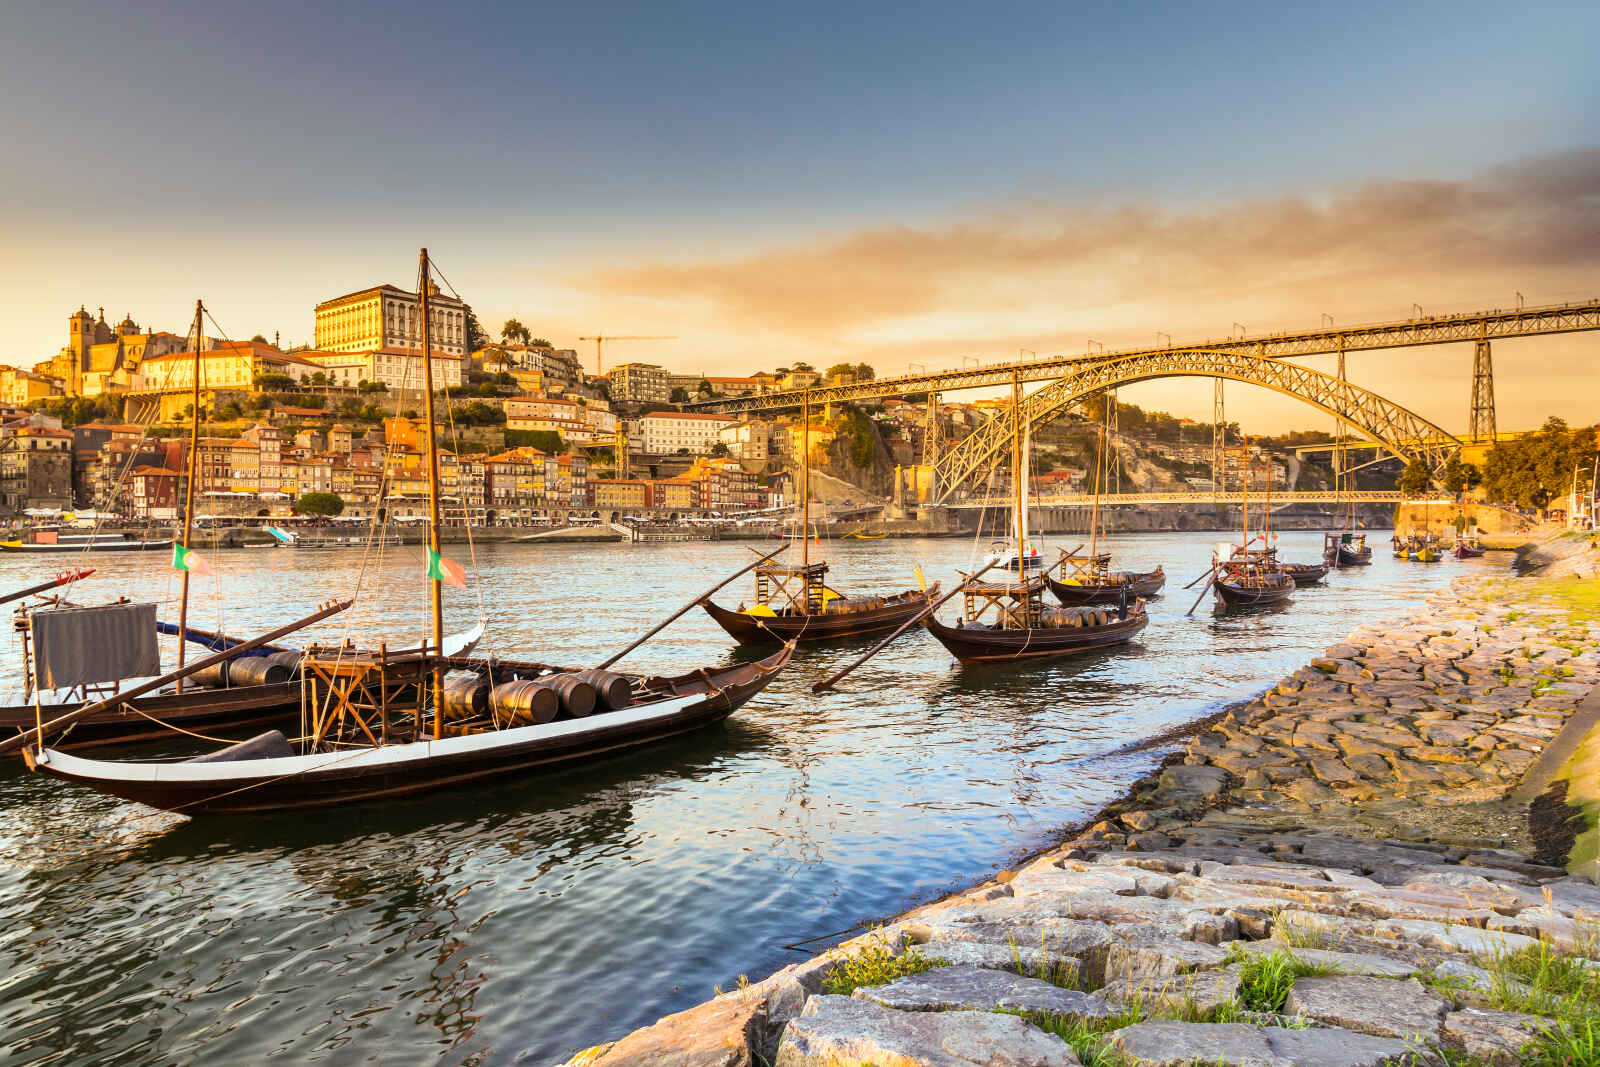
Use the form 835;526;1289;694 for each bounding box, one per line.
171;543;214;577
426;548;466;588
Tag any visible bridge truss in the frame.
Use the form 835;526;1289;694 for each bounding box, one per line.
948;489;1409;509
930;349;1461;504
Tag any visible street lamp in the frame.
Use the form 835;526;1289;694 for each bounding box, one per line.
1157;332;1172;348
1412;303;1423;319
1321;313;1333;328
1087;339;1104;354
1516;291;1525;311
1232;322;1246;340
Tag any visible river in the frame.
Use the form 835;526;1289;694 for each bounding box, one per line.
0;530;1496;1065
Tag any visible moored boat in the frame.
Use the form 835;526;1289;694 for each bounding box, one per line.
1213;560;1295;606
1047;557;1165;605
1280;560;1328;585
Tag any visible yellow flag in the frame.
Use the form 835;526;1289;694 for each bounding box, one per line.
913;564;926;592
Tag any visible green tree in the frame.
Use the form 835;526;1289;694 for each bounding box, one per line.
670;386;690;403
1397;458;1431;497
529;337;550;347
255;372;295;390
853;362;874;381
696;378;714;397
501;318;530;345
310;371;328;387
1441;455;1468;496
504;429;563;452
249;333;268;344
295;492;345;516
710;441;730;457
462;304;491;352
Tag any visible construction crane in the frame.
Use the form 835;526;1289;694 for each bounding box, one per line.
578;334;676;375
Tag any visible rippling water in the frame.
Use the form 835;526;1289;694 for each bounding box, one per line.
0;530;1497;1064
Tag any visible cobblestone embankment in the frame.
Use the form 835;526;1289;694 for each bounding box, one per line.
559;574;1600;1067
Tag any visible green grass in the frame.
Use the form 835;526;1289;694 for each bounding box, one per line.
818;931;949;995
1520;577;1600;624
1524;1015;1600;1067
1226;945;1343;1014
1007;931;1083;990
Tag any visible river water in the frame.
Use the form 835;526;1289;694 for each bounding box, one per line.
0;530;1497;1065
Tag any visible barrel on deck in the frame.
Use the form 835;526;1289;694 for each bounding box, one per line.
189;661;232;688
227;655;291;687
490;679;559;725
540;674;597;718
575;669;632;711
441;674;490;721
265;650;303;677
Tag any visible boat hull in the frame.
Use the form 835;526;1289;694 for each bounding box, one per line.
1;681;302;750
1453;545;1485;559
1282;563;1328;586
922;610;1147;664
702;587;936;645
0;539;173;553
1336;546;1372;566
33;648;792;815
1213;576;1294;606
1046;568;1165;605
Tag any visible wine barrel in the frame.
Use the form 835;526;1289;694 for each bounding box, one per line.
228;655;291;687
441;675;489;721
490;680;558;725
190;661;231;689
265;650;303;677
540;674;597;718
575;669;632;711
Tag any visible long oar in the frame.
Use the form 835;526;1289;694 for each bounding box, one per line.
1185;573;1217;616
811;559;1001;694
598;544;788;669
1182;563;1218;590
0;568;94;608
3;598;352;758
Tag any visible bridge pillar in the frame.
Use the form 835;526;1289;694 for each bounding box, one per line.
1470;339;1496;443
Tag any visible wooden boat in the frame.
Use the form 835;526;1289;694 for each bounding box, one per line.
703;387;935;645
1325;531;1372;566
703;565;937;645
924;372;1149;665
1213;560;1295;606
21;251;793;816
30;648;789;814
1454;541;1485;559
1280;561;1328;585
1047;557;1166;605
1;530;172;552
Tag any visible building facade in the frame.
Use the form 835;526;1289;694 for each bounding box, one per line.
313;284;468;358
639;411;735;454
608;362;670;405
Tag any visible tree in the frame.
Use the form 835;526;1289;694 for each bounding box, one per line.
501;318;531;345
710;441;730;457
462;304;491;353
1482;416;1594;509
505;429;563;453
853;362;874;381
255;372;295;390
1397;458;1431;497
310;371;328;387
296;492;345;517
529;337;551;347
249;333;268;344
670;386;690;403
696;378;714;397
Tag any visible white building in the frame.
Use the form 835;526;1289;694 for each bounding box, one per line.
718;418;770;462
314;283;468;358
609;362;670;405
639;411;735;454
298;347;463;390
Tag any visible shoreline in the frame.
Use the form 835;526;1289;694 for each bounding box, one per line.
559;555;1600;1067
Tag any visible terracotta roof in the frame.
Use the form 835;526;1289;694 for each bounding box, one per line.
16;426;71;437
314;284;464;310
641;411;735;421
131;465;180;477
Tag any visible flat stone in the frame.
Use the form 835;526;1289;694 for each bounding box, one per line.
1108;1020;1415;1066
1094;966;1241;1014
774;995;1080;1066
1105;935;1229;982
1311;758;1359;784
1378;919;1540;956
1443;1008;1547;1064
854;966;1112;1022
1196;863;1338;892
587;988;767;1067
1158;764;1230;800
1122;810;1158;832
1283;976;1448;1042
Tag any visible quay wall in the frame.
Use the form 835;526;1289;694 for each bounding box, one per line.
557;541;1600;1067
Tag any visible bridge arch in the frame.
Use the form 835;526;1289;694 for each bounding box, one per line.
932;348;1461;504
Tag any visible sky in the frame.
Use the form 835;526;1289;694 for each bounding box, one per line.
1;0;1596;433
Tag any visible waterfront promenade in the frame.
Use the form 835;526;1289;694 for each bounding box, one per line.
560;550;1600;1066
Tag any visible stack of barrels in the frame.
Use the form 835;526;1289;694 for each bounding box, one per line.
438;669;634;727
824;595;886;615
1038;607;1110;628
191;650;303;689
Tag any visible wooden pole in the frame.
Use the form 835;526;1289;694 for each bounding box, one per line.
1011;371;1023;587
596;544;789;669
0;568;93;608
1089;392;1105;560
5;598;353;757
176;300;203;693
417;249;446;738
811;559;1001;693
800;387;811;591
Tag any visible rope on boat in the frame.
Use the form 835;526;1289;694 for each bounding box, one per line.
124;703;243;745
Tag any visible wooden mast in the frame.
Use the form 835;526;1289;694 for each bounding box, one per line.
418;248;446;736
1241;437;1250;550
1089;393;1105;561
1012;370;1024;588
800;387;810;612
175;299;203;692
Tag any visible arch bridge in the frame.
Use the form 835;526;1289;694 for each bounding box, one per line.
930;348;1460;505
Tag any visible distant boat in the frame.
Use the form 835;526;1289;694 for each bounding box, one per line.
1;530;172;553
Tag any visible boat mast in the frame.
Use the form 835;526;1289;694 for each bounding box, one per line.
175;299;203;692
1241;437;1250;550
1012;371;1024;587
800;388;811;611
418;248;446;735
1089;393;1105;560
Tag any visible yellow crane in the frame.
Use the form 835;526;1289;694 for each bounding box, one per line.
578;334;676;375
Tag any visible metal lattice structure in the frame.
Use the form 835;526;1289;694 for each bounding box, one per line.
1470;339;1497;443
689;298;1600;415
932;349;1461;505
949;489;1408;509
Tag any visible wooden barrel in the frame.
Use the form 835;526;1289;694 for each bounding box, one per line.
228;655;291;687
190;661;231;688
575;669;632;711
491;680;558;725
441;675;489;721
540;674;597;718
265;650;303;677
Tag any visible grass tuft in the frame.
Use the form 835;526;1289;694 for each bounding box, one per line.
1226;945;1341;1014
819;930;948;995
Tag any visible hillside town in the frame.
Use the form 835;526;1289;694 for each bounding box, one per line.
0;284;1353;526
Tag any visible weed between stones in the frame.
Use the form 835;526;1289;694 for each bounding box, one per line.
818;930;949;996
1225;945;1342;1013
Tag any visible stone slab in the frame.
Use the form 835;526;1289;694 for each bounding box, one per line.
853;965;1112;1021
774;995;1080;1066
1282;976;1447;1042
1109;1019;1415;1066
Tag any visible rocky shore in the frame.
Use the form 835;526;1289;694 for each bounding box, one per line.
559;571;1600;1067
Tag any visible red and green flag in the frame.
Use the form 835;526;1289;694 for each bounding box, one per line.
426;548;466;588
171;543;214;577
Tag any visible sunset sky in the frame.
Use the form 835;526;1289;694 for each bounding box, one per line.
2;0;1596;433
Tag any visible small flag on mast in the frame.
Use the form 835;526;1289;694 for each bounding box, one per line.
913;564;926;592
426;548;467;588
171;543;214;577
